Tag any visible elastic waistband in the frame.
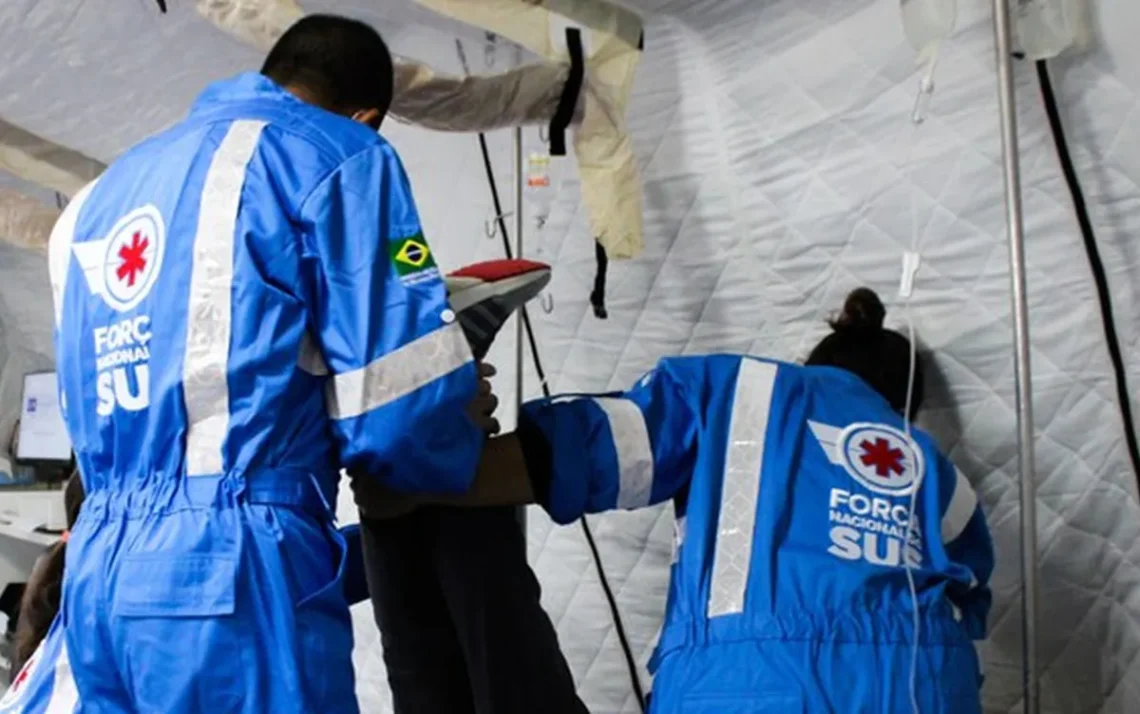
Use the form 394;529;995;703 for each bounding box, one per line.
649;610;972;672
81;469;335;521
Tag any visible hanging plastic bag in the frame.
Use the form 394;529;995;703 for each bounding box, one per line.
526;151;555;230
900;0;957;69
900;0;957;123
1016;0;1093;61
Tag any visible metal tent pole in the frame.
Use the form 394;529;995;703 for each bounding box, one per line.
513;46;527;536
991;2;1039;712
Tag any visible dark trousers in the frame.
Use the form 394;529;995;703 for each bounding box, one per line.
360;505;589;714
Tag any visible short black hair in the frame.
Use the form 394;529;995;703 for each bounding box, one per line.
261;14;394;116
805;287;925;419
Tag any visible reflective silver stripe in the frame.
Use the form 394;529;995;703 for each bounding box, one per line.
941;467;979;543
183;120;266;477
44;642;78;714
48;179;99;327
672;516;687;564
592;396;654;509
325;322;472;420
707;358;778;618
298;329;329;376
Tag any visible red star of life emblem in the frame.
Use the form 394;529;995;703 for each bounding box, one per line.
116;231;149;287
11;656;33;691
859;437;906;478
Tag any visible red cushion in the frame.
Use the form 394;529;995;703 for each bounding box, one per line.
448;258;550;281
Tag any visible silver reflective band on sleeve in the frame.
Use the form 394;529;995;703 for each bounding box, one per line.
941;467;979;543
48;179;99;327
325;321;473;420
183;120;266;477
707;358;778;619
592;396;654;510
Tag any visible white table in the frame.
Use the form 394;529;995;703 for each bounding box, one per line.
0;489;65;591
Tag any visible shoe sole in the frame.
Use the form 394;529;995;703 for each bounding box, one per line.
448;268;552;313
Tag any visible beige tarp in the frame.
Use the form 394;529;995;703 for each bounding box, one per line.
414;0;644;257
1;0;644;259
196;0;644;258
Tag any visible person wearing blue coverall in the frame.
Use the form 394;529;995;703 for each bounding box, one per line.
46;14;498;714
0;474;374;714
365;287;996;714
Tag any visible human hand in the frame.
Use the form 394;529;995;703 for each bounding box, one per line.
467;361;501;436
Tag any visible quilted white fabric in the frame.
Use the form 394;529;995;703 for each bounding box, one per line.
516;1;1140;713
0;1;1138;713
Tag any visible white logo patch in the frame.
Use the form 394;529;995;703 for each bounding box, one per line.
811;420;927;569
72;205;166;312
836;422;924;497
1;647;41;707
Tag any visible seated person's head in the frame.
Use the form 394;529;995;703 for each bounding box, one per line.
805;287;924;419
261;14;394;130
12;473;86;672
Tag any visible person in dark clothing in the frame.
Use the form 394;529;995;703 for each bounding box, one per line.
351;256;588;714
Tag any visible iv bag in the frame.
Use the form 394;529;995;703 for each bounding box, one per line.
1016;0;1092;61
525;152;556;231
900;0;957;67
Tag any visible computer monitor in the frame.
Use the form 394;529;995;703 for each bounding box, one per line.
15;371;72;465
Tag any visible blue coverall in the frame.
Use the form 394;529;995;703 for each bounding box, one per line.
520;354;995;714
46;72;481;713
0;525;372;714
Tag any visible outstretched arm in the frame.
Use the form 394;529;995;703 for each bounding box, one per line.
355;360;702;525
302;142;483;495
352;432;534;518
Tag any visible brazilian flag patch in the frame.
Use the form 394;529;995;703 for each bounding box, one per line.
389;234;439;286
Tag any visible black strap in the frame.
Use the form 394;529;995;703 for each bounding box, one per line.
549;28;585;157
590;240;609;319
1035;59;1140;489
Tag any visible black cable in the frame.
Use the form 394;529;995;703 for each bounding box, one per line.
475;131;647;712
1034;59;1140;487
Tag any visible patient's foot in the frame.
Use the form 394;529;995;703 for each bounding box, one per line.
446;259;551;360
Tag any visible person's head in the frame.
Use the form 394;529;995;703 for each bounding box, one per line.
260;14;394;129
805;287;924;419
12;474;86;673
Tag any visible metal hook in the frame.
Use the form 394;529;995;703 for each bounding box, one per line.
485;211;514;238
484;32;497;69
540;292;554;314
538;125;549;143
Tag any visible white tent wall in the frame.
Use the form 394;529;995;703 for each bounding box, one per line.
516;1;1140;713
0;170;57;461
0;2;1139;714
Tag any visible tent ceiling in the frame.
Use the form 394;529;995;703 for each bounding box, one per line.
0;0;517;165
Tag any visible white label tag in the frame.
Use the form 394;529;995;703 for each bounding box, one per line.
899;251;921;298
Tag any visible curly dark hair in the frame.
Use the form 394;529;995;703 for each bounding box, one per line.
12;474;85;673
805;287;924;419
